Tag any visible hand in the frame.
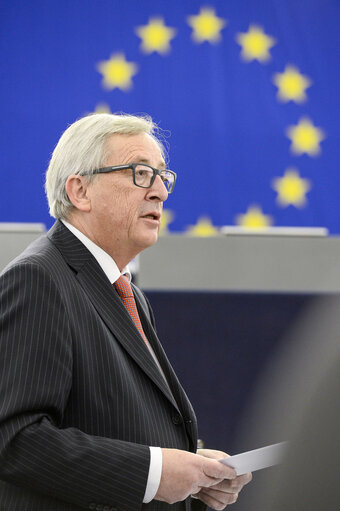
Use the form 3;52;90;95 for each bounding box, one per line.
193;449;252;510
154;448;237;505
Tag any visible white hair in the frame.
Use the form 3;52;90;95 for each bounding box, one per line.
45;112;165;219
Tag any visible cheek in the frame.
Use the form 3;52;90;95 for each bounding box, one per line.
90;182;111;210
113;191;140;228
91;179;143;230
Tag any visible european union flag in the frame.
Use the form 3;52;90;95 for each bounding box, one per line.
1;0;340;232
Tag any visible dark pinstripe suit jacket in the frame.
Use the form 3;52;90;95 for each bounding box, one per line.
0;221;200;511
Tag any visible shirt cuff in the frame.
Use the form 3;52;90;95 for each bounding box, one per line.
143;447;162;503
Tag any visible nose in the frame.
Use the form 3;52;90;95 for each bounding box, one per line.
147;174;169;202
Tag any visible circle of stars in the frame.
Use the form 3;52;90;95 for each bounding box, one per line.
236;24;276;63
135;17;177;55
96;53;138;91
93;6;326;234
187;7;227;44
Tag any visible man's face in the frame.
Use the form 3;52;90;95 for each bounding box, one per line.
86;132;168;266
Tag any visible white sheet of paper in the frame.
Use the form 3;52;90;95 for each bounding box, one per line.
219;441;288;475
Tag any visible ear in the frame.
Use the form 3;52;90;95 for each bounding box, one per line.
65;175;92;213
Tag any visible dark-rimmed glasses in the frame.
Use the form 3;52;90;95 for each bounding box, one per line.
81;163;177;193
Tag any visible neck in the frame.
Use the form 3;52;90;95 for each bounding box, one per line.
64;213;138;271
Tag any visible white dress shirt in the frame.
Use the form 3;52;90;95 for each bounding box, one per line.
61;220;162;503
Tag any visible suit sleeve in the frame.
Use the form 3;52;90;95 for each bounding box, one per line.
0;261;150;511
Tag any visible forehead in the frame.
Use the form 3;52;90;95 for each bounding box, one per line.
105;132;164;166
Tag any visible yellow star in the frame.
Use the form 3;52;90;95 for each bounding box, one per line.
159;209;174;235
236;24;276;62
236;205;273;228
272;168;311;207
136;17;176;55
96;53;138;91
186;216;220;236
187;7;227;44
93;103;111;114
273;65;312;103
286;117;325;156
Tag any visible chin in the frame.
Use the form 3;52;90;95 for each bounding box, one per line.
137;232;159;250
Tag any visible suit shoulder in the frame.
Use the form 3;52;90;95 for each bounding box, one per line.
1;233;66;278
0;238;72;324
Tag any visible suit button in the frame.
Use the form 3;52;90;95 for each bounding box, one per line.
172;413;183;425
89;505;96;510
96;506;103;511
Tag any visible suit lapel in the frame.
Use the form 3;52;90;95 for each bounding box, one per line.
133;287;198;447
48;221;179;412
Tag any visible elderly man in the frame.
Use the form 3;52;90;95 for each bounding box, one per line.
0;113;251;510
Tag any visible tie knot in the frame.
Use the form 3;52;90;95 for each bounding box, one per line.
114;275;133;299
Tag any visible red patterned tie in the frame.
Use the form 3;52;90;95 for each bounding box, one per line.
114;275;148;343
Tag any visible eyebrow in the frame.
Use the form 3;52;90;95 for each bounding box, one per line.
134;158;166;170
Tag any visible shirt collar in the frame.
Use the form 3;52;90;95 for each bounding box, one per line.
61;220;131;284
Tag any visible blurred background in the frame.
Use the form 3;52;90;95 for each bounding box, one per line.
1;0;340;233
1;1;340;508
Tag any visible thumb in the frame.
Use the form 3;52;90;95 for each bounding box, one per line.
202;457;237;480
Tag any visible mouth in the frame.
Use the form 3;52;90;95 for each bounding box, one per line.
141;212;161;222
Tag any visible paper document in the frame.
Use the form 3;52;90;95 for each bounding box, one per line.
220;441;288;476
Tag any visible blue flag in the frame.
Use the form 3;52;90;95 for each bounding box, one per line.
1;0;340;233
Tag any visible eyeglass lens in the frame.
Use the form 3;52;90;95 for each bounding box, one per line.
134;164;174;191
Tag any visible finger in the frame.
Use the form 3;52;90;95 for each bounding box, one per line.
207;479;236;492
209;472;253;493
203;460;237;481
238;472;252;486
197;488;239;509
199;476;225;489
196;493;227;511
200;487;239;503
197;448;229;460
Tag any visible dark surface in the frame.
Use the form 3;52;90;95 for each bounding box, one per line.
146;291;314;453
147;291;340;510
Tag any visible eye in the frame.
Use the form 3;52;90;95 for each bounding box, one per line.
135;164;152;176
161;171;171;183
136;168;148;177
